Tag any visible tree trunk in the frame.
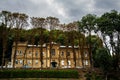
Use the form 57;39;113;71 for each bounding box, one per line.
32;45;34;69
105;74;108;80
23;42;28;68
13;41;18;68
72;43;76;68
79;38;84;68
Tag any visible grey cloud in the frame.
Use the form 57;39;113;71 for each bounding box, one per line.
94;0;119;9
93;0;120;16
0;0;120;23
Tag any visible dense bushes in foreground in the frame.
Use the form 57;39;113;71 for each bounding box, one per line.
0;70;79;78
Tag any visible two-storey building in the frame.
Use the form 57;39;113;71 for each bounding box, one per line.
11;42;90;68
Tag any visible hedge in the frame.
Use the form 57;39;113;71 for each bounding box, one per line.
0;70;79;78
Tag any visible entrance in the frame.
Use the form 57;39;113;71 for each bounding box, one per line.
51;62;57;68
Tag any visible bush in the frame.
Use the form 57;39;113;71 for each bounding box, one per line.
0;70;79;78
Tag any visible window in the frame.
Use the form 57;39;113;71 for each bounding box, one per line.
16;50;19;55
19;60;23;64
28;60;31;64
61;60;64;65
61;52;64;56
42;61;44;65
67;52;70;56
15;60;18;64
84;51;88;57
19;50;22;55
35;51;38;57
84;60;88;65
29;51;32;55
35;60;38;64
42;52;45;57
68;60;71;65
51;49;55;56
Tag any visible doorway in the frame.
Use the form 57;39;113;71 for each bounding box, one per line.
51;62;57;68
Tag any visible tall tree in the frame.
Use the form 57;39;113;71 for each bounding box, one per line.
0;11;12;69
31;17;46;68
96;10;120;70
81;14;96;69
66;22;78;68
86;35;103;67
78;21;86;68
95;48;112;80
12;12;28;68
46;16;59;68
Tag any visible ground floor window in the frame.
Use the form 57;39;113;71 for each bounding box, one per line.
84;60;88;65
61;60;64;65
68;60;71;65
35;60;38;64
15;60;18;64
19;60;23;64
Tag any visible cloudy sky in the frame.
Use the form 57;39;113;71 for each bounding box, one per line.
0;0;120;23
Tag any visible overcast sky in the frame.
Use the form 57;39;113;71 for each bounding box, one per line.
0;0;120;23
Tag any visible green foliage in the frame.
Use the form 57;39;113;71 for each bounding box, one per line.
85;72;103;80
95;48;112;72
0;70;79;78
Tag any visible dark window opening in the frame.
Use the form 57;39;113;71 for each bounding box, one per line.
67;52;70;56
51;62;57;68
51;49;55;56
61;51;64;56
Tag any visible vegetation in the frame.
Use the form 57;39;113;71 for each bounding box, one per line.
0;10;120;80
0;70;79;78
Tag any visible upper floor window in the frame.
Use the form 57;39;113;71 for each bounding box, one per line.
16;50;22;55
42;61;44;65
51;49;55;56
29;51;32;55
35;60;38;64
61;52;64;56
42;52;45;57
16;50;19;55
19;50;23;55
84;51;88;57
67;52;70;56
35;51;38;57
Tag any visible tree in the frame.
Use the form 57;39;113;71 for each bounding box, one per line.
11;12;28;68
86;35;103;67
66;22;78;67
96;10;120;70
0;11;12;69
78;21;86;68
31;17;46;68
95;48;112;80
81;14;96;69
46;16;59;68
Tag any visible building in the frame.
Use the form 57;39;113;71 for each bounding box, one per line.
11;42;90;68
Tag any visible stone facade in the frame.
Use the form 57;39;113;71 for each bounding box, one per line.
11;42;90;68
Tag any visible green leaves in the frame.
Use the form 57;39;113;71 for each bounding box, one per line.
95;48;112;72
0;70;79;78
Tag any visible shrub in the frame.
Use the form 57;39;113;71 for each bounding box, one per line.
0;69;79;78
